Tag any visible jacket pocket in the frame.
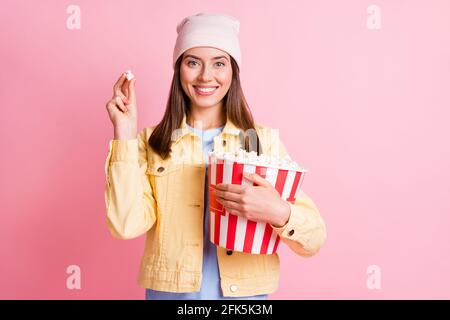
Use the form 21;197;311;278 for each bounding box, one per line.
146;160;183;176
146;160;183;210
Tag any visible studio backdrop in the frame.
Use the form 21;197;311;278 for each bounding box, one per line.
0;0;449;299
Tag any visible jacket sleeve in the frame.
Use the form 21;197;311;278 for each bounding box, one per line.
264;129;327;257
104;128;157;240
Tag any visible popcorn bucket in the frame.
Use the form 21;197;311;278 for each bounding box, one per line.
208;154;306;255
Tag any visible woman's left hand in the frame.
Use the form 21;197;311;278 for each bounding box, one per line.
214;172;291;228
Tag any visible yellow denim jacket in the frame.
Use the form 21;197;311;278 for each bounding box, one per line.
104;114;327;297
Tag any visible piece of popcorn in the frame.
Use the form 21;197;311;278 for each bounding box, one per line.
125;70;134;81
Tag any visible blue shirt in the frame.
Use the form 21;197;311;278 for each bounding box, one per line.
145;123;268;300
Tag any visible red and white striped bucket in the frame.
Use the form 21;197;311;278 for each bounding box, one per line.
208;155;306;255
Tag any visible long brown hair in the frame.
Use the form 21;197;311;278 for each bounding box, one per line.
149;54;262;159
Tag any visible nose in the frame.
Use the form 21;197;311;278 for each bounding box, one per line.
198;65;213;82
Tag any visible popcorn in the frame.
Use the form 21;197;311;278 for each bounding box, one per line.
207;148;307;255
125;69;134;81
208;148;306;172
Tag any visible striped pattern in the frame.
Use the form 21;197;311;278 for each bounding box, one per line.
208;155;306;255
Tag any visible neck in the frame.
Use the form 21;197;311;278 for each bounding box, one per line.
187;102;226;130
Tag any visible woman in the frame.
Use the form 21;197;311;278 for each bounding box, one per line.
104;13;326;300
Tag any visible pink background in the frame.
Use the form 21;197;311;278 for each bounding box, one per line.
1;0;449;299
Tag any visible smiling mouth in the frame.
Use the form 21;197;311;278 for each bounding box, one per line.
193;86;219;95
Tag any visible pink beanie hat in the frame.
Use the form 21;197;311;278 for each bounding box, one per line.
173;13;242;70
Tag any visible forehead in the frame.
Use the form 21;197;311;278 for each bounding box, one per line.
183;46;230;59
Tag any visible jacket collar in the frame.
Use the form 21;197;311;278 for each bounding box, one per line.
172;112;241;144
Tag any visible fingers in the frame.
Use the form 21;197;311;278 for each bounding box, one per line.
114;96;128;113
105;96;127;113
121;72;131;99
214;189;241;202
113;73;131;104
215;183;246;193
128;78;136;104
113;73;127;94
243;172;272;187
116;91;129;105
121;79;129;100
216;197;243;216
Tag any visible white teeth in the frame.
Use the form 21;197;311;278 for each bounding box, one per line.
196;87;217;92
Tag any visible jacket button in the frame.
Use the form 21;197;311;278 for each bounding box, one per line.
157;166;165;173
288;229;295;236
222;140;226;146
226;250;233;255
230;285;238;292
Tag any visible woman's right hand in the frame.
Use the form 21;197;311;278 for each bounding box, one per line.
106;72;138;140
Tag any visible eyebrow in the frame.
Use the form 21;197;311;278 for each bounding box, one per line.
183;54;229;61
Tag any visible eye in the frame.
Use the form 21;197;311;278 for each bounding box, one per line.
215;62;225;67
187;60;199;67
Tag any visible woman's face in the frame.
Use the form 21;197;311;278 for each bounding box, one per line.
180;47;233;110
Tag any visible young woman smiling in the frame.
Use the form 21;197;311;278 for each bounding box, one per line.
104;13;327;300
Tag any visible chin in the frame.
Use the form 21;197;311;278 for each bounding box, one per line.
193;99;222;108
